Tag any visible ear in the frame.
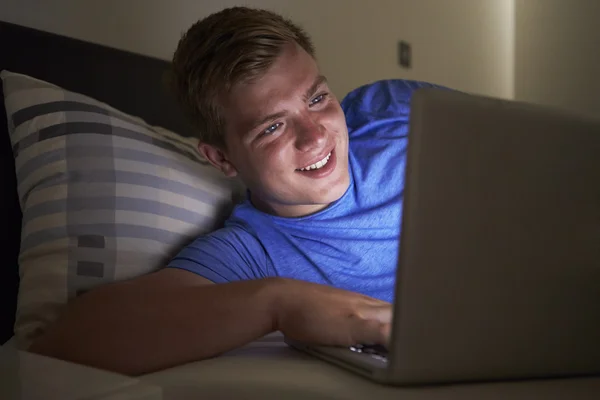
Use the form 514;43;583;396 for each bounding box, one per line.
198;143;238;178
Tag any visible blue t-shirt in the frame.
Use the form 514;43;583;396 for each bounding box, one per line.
168;79;443;302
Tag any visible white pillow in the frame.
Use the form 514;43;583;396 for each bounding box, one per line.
1;70;244;348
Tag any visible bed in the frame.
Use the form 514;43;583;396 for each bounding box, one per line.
3;19;600;400
0;20;241;346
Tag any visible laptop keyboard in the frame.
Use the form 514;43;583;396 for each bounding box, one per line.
348;344;389;362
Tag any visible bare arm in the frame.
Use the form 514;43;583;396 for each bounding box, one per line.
29;269;279;375
29;269;392;376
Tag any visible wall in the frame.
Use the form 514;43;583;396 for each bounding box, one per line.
515;0;600;118
0;0;514;99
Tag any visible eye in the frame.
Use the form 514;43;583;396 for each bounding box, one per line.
262;122;282;136
309;93;328;107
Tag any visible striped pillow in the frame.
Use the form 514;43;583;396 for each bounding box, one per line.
1;70;244;348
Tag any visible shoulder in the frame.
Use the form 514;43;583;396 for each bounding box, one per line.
168;221;268;282
175;222;262;259
341;79;447;133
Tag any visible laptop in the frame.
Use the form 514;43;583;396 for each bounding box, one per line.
285;88;600;385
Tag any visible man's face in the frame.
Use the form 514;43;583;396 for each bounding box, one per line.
202;44;350;217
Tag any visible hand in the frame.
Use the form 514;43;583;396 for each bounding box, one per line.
272;279;392;348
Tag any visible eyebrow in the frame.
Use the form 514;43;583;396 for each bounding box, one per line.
247;111;287;137
303;75;328;101
247;75;328;135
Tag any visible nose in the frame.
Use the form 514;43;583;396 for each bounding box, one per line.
294;115;326;152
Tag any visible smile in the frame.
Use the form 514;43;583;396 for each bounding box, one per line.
298;152;332;171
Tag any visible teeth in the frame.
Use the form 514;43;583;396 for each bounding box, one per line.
299;152;331;171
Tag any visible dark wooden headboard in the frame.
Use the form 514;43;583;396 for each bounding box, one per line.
0;21;194;344
0;21;194;136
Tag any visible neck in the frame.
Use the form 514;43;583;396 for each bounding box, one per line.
249;193;329;218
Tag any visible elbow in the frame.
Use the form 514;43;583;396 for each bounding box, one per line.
27;332;80;369
26;332;147;377
27;332;62;360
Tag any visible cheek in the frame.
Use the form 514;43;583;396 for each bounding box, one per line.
322;104;347;134
257;143;292;175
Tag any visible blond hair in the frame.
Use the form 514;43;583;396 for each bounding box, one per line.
171;7;315;148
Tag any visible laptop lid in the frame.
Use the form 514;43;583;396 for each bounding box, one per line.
388;88;600;385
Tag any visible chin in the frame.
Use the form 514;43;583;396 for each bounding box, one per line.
318;173;350;204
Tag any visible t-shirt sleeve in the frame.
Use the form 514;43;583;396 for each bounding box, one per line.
166;226;268;283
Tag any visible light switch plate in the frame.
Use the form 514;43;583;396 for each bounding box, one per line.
398;41;411;68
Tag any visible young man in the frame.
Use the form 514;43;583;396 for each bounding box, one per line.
29;7;440;376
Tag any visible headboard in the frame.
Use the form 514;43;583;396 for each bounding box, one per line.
0;21;194;344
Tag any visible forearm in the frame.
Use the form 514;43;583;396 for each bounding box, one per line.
29;275;282;376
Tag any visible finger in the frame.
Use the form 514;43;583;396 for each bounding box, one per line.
350;318;391;346
359;295;391;307
381;322;392;347
360;304;393;324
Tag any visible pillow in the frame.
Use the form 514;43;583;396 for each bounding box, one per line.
1;70;244;348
